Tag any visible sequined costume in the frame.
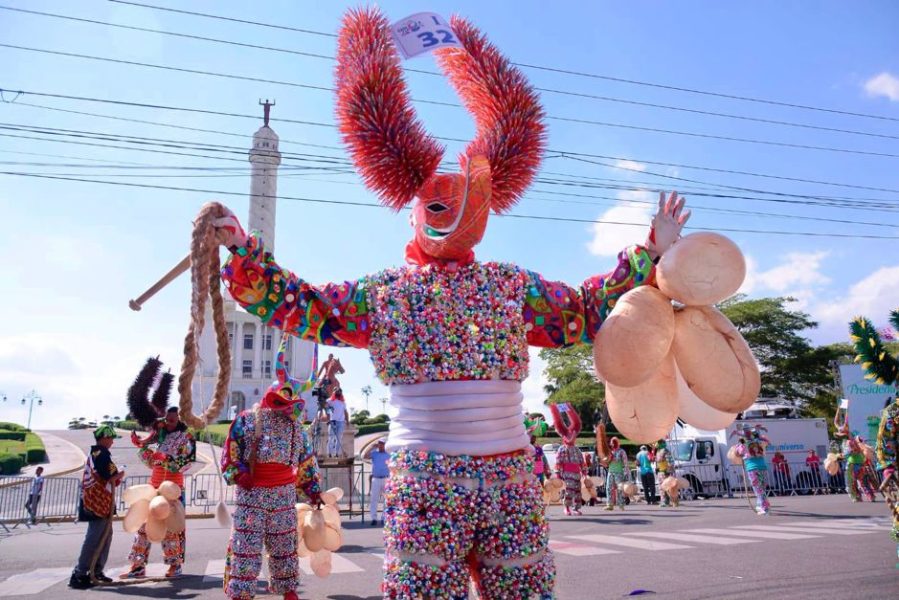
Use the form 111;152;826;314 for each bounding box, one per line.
127;421;195;570
212;7;686;598
730;425;771;515
875;398;899;555
220;338;322;600
605;447;629;509
843;437;876;502
554;444;586;512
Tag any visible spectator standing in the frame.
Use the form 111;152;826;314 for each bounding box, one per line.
368;439;390;526
771;451;791;495
24;466;44;525
327;389;349;458
805;449;823;492
69;426;125;589
636;445;656;504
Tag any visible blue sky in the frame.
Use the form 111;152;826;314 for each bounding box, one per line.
1;0;898;428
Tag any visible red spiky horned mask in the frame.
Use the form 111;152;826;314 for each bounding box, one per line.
335;8;546;261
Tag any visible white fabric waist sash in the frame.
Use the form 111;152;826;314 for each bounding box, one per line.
386;380;529;456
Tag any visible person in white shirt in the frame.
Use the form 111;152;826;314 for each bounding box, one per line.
367;439;390;526
25;466;44;524
327;389;348;458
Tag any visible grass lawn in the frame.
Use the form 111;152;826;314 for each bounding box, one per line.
0;439;25;458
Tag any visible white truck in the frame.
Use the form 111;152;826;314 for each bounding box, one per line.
663;415;831;499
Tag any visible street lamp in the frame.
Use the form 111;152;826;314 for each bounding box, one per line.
21;390;43;430
361;385;372;413
380;397;387;416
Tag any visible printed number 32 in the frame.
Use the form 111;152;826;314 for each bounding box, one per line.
418;29;456;48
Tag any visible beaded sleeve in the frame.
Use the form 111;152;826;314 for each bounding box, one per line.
296;429;322;502
876;403;899;470
523;245;655;347
221;415;249;486
222;233;372;348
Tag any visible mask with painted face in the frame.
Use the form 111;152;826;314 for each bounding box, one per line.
335;9;545;263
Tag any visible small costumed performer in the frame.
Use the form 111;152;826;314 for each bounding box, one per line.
848;314;899;556
730;425;771;515
207;7;692;597
833;405;877;502
551;404;586;516
121;358;196;579
603;437;629;511
655;440;674;507
221;337;322;600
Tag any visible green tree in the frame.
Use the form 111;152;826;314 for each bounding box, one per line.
539;345;604;428
719;296;845;407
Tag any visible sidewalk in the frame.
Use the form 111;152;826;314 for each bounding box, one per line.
20;431;85;478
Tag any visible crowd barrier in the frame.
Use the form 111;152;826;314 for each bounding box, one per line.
1;457;871;527
0;462;372;527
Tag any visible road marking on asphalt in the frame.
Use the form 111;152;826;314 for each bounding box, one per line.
735;524;875;536
688;528;820;540
567;534;693;551
630;531;759;545
299;553;364;575
549;540;621;556
0;568;70;597
203;559;226;581
785;518;888;530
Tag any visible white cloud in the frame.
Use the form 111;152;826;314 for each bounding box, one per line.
738;254;759;295
738;251;829;297
813;266;899;336
614;159;646;173
762;251;831;292
864;72;899;101
587;191;653;257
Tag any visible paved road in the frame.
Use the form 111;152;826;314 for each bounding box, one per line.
0;495;894;599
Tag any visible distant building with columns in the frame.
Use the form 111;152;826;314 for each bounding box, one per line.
193;102;316;420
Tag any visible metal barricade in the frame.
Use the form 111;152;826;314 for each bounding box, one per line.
189;473;235;513
1;475;81;525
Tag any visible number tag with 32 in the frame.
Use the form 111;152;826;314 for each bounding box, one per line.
390;12;461;60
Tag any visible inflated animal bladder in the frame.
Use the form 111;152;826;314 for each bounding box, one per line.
672;306;760;412
657;232;746;306
606;353;679;443
675;365;737;430
594;286;675;387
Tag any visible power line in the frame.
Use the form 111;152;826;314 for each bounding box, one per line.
107;0;899;124
4;4;896;142
4;87;897;196
0;44;456;108
3;44;897;159
109;0;338;38
7;117;896;212
3;170;897;239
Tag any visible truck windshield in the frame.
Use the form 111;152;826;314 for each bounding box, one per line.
669;440;694;462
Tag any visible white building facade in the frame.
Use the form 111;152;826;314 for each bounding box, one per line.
192;107;316;420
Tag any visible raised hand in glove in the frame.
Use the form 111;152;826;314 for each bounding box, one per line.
646;191;691;260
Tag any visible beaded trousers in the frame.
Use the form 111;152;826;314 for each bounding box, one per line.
224;484;298;599
382;450;555;600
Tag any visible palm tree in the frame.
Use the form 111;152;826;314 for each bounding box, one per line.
361;385;373;413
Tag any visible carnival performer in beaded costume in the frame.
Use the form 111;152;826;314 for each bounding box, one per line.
551;404;586;516
849;314;899;557
121;358;195;579
210;8;691;598
220;338;321;600
730;425;771;515
604;437;629;511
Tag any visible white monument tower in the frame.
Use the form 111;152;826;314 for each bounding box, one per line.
193;101;316;420
248;100;280;249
